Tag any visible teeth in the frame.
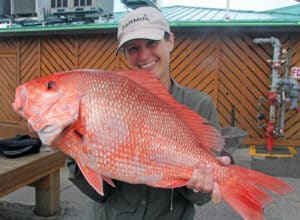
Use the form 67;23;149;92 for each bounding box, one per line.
141;61;156;69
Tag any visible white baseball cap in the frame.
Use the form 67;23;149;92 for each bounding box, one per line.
116;7;170;54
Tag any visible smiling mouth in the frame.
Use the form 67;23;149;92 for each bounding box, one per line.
139;61;157;69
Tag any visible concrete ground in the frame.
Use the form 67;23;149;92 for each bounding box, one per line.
195;147;300;220
0;147;299;220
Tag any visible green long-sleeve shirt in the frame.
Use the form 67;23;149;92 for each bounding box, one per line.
67;79;220;220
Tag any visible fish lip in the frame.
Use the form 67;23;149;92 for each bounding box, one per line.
13;85;43;125
13;85;27;116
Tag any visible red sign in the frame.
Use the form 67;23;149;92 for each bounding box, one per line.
291;67;300;79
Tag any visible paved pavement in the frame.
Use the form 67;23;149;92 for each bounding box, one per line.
195;148;300;220
0;147;299;220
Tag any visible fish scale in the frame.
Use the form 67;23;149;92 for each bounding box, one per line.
13;69;294;220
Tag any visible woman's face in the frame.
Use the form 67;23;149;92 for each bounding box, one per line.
123;33;174;87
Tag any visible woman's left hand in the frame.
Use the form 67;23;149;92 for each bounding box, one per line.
186;156;231;203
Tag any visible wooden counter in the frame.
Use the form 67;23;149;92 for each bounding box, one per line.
0;150;66;216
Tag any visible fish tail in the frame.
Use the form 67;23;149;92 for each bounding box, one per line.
219;165;294;220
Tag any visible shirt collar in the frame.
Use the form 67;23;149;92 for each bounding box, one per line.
170;78;183;103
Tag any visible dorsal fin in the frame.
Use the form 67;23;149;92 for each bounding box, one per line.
116;70;224;152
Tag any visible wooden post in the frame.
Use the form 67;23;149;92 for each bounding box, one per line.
33;170;61;216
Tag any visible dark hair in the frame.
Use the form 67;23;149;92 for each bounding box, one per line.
164;31;171;41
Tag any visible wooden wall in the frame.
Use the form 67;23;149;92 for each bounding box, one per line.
0;29;299;147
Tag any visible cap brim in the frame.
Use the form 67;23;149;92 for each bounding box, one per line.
116;28;165;55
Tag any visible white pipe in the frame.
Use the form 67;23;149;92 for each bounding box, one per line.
225;0;230;20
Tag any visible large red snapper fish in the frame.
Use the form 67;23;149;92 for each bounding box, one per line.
13;69;293;220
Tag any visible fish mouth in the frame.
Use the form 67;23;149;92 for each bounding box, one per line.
13;85;27;118
13;85;43;125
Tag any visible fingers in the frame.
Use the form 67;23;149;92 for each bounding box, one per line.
200;165;214;192
186;164;200;191
187;164;214;193
211;182;222;204
187;162;225;204
216;156;231;165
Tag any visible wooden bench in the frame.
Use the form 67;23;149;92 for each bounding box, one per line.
0;150;66;216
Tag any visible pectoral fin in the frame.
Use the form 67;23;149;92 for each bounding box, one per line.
76;160;108;195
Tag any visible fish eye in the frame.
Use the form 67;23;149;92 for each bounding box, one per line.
47;81;56;90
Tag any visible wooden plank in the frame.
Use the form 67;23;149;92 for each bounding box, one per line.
220;38;268;100
117;53;130;70
0;38;17;52
0;150;66;197
219;62;263;122
0;124;35;138
0;55;18;124
40;37;76;72
213;33;222;103
41;43;64;74
218;81;263;139
179;40;217;87
235;34;271;83
173;35;214;82
0;148;65;217
19;38;40;83
171;34;195;71
172;34;201;78
78;35;113;69
78;35;104;67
